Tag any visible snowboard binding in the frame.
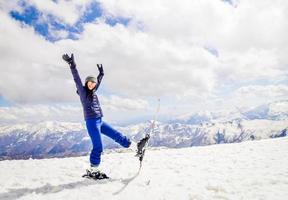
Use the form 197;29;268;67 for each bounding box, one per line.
82;169;109;180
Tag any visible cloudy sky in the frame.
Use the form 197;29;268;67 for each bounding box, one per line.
0;0;287;125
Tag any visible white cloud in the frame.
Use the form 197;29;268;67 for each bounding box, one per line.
0;0;287;122
57;22;218;98
216;48;284;84
0;104;82;124
48;28;70;40
0;95;150;124
100;95;149;111
217;84;288;110
0;10;74;104
99;0;286;66
233;84;288;101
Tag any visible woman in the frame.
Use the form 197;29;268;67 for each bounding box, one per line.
62;53;145;179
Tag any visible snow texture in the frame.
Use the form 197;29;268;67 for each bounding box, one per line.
0;137;287;200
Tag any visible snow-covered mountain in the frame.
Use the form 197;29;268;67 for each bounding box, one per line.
242;100;288;120
0;137;287;200
172;100;288;123
0;121;126;160
0;121;89;160
0;101;287;160
123;101;287;148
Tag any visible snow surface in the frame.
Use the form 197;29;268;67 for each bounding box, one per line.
0;137;287;200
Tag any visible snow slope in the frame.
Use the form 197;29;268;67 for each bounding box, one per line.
0;137;287;200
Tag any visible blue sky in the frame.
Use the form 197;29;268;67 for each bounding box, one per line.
10;1;130;42
0;96;10;107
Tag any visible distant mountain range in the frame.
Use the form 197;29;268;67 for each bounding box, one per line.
0;100;287;160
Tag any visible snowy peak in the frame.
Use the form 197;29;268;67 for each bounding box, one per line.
240;100;288;120
0;121;84;137
173;100;288;124
267;100;288;120
0;101;287;160
172;111;213;125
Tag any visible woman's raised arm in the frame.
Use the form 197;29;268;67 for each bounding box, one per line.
95;64;104;91
62;53;85;97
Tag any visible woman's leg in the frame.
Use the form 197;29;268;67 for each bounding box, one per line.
101;121;131;148
85;118;103;166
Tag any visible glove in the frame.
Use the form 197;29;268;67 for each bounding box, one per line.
62;53;76;67
97;64;104;75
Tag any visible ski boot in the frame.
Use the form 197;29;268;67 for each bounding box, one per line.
135;134;150;162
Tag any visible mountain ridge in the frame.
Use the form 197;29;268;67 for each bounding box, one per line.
0;100;287;160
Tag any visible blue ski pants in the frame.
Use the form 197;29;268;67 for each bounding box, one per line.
85;117;131;166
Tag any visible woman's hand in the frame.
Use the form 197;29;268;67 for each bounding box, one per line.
97;64;104;75
62;53;76;67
